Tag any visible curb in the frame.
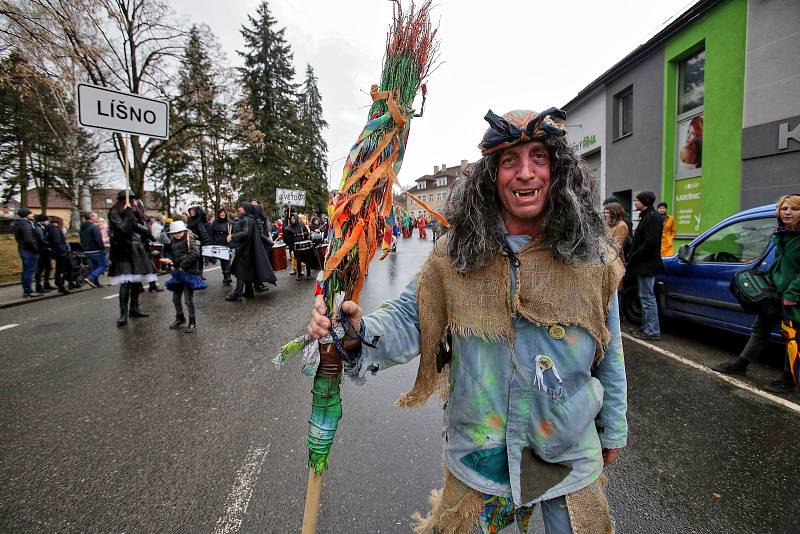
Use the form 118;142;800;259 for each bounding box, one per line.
0;272;171;310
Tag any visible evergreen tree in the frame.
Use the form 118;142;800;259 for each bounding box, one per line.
237;0;301;209
297;64;329;214
176;24;218;211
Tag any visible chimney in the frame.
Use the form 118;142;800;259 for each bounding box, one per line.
441;163;447;174
433;165;440;174
460;159;469;172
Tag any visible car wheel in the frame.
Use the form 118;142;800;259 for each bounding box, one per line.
623;288;643;325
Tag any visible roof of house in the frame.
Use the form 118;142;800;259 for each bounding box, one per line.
24;188;163;212
562;0;721;110
412;164;463;191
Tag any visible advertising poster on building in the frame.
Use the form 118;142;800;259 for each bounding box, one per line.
675;177;703;235
676;114;703;178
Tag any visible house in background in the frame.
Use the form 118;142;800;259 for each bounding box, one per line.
24;188;163;227
406;160;469;218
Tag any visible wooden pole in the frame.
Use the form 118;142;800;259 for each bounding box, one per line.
301;468;323;534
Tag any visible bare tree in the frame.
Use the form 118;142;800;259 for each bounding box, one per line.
1;0;192;202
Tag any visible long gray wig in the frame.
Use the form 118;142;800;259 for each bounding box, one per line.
443;135;611;272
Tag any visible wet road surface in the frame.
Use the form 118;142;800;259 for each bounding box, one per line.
1;235;798;533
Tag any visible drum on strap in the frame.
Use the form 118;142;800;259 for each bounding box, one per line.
201;245;232;261
270;243;288;271
294;240;313;251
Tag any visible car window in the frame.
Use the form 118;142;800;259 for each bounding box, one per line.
693;217;775;263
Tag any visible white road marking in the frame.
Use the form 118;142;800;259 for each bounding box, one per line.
205;266;221;272
102;294;117;300
213;444;270;534
0;324;20;332
623;332;800;415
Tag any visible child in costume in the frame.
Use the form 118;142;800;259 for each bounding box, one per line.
164;221;207;333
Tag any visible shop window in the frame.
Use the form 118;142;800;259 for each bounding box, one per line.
678;49;704;115
675;48;704;179
691;217;774;264
613;86;633;139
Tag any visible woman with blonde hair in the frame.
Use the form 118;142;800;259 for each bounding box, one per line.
603;202;629;263
713;194;800;393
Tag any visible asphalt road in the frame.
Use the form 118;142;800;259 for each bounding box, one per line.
1;236;799;533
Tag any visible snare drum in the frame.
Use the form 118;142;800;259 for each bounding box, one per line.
294;240;313;251
270;243;288;271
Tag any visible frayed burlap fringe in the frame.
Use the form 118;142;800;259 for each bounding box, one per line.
566;474;614;533
411;467;483;534
401;238;624;409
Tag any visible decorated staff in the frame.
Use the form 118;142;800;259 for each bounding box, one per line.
274;1;444;532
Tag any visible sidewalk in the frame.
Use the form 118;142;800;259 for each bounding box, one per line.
0;272;170;309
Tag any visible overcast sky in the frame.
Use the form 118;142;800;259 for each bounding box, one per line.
168;0;694;189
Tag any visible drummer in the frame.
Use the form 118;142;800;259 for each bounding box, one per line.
283;214;316;281
211;208;233;285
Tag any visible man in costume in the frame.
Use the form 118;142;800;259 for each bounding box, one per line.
225;203;276;301
308;108;627;533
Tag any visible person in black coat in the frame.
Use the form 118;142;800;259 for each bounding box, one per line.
13;208;41;298
211;208;233;285
284;214;317;281
108;191;157;326
187;206;210;277
627;191;664;340
225;203;277;301
33;214;54;293
252;203;274;292
80;212;108;288
46;215;74;294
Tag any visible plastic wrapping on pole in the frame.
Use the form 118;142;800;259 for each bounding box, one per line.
307;343;344;473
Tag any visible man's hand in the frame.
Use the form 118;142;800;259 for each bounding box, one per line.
308;295;362;340
226;235;232;243
602;448;620;466
784;299;796;306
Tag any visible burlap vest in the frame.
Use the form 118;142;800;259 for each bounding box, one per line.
397;238;624;408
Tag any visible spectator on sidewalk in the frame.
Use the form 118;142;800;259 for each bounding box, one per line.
14;207;41;298
658;202;676;257
603;202;629;263
713;194;800;394
33;214;54;293
150;214;163;241
46;215;72;294
627;191;664;341
80;212;108;288
98;216;110;254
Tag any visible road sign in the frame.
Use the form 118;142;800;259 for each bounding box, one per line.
76;83;169;139
276;188;306;206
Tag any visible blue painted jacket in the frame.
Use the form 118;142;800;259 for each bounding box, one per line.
358;233;627;505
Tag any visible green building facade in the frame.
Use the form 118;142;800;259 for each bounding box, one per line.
661;0;747;242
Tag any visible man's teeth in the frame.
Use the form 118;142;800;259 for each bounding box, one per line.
513;189;540;197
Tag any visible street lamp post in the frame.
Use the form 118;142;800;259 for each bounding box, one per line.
327;156;348;191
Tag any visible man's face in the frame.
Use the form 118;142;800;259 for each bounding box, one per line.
25;212;34;220
250;200;258;206
90;213;98;223
496;141;551;237
238;206;245;216
657;206;667;215
633;198;645;211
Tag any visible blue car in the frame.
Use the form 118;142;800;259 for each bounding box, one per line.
622;203;782;340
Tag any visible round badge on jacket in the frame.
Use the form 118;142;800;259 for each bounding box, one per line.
548;325;566;340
